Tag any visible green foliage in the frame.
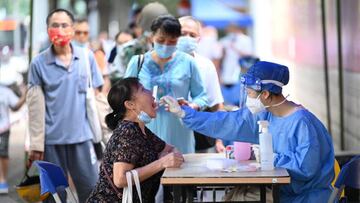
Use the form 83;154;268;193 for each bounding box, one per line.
0;0;30;18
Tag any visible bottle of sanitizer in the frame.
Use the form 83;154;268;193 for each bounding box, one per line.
258;120;274;170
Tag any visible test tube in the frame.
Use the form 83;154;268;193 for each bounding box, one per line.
152;85;158;102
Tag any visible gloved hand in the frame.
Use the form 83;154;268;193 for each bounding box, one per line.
160;96;186;118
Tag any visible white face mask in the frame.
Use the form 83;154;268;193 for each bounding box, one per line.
246;93;266;114
246;93;289;114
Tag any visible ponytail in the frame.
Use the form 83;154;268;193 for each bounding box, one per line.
105;111;123;130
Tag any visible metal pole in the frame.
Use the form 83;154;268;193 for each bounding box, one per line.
320;0;332;136
28;0;33;65
25;0;33;84
336;0;345;150
13;0;21;55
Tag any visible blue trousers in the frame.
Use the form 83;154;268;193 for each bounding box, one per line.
44;140;99;203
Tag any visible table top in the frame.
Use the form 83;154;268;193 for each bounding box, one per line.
161;153;290;185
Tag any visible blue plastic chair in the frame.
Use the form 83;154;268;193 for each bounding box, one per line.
328;155;360;203
34;161;77;203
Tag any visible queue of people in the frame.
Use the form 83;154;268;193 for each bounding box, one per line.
9;1;335;203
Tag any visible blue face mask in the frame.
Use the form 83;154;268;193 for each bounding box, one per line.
176;36;198;54
72;40;87;48
137;111;152;124
153;42;177;59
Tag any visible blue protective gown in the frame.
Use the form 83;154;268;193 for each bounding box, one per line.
125;51;207;153
182;105;334;202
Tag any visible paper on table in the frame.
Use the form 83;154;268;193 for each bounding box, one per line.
205;158;259;172
221;165;258;173
206;158;237;170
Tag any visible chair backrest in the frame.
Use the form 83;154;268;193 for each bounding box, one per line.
34;161;69;196
334;155;360;189
328;155;360;203
332;159;344;197
34;161;78;203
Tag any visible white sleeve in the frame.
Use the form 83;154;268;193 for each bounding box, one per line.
212;43;223;59
7;89;19;108
206;60;224;107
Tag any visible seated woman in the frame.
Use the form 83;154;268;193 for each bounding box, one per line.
87;77;184;203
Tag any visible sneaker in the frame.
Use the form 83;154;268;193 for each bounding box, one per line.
0;183;9;194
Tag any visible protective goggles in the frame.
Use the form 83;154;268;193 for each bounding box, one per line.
240;75;285;91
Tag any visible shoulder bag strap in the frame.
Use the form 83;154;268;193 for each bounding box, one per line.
137;54;144;78
131;170;142;203
123;171;133;203
83;48;92;88
102;165;123;200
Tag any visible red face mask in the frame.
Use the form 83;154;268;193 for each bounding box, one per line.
48;28;73;46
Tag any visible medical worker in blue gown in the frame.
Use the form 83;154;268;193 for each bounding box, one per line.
161;61;334;203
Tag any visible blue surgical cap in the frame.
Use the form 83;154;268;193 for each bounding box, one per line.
242;61;289;94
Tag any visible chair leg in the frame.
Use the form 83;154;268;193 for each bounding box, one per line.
53;193;62;203
65;187;78;203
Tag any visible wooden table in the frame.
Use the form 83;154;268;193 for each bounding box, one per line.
161;153;290;203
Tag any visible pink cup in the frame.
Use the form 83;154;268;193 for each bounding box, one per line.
234;142;251;161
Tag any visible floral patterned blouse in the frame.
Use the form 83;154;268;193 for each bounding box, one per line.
87;120;166;203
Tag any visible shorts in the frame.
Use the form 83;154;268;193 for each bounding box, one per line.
0;131;10;158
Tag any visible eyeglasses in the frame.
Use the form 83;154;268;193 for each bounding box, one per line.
75;30;89;36
49;23;71;29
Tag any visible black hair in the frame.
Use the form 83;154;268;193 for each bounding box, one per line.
115;29;135;41
75;18;88;24
132;6;143;17
128;21;137;29
150;15;181;38
105;77;140;130
256;90;282;102
46;8;75;26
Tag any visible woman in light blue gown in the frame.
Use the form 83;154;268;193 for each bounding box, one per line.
125;15;207;154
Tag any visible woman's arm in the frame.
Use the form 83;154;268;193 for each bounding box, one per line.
113;152;184;188
158;144;180;158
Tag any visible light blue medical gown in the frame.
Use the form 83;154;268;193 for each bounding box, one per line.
182;106;334;202
125;51;208;153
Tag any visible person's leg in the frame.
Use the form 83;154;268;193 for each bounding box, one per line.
67;140;98;203
0;131;10;193
0;158;8;182
44;144;69;202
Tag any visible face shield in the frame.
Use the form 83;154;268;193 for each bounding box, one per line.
239;74;286;108
240;75;285;92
